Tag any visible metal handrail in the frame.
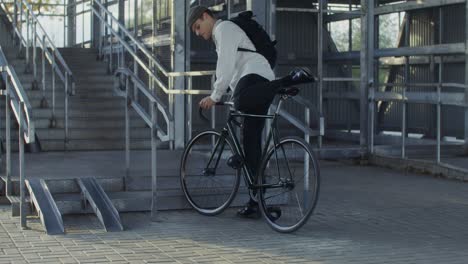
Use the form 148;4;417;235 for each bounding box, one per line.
92;0;216;149
114;67;173;142
369;77;468;163
0;0;75;143
0;46;35;230
271;94;324;147
91;0;215;95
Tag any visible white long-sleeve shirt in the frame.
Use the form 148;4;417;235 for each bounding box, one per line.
210;19;275;102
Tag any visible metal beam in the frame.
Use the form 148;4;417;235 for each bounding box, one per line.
324;91;468;107
325;51;360;61
380;55;465;65
324;12;360;23
375;0;465;15
326;43;465;61
377;43;465;57
465;0;468;154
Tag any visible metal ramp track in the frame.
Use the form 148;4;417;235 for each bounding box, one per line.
77;177;123;232
25;179;65;235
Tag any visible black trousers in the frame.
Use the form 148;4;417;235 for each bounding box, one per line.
233;74;278;185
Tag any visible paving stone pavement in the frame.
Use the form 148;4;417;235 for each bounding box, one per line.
1;160;468;263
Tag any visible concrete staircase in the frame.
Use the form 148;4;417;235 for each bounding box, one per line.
0;4;155;151
0;45;154;151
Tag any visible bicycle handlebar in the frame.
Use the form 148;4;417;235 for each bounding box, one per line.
198;102;234;123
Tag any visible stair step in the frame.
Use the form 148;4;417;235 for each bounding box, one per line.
32;108;142;118
41;138;160;151
37;127;150;140
9;189;250;216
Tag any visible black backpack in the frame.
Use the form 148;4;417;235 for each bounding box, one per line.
229;11;277;69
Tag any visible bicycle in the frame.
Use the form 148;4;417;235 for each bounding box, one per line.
180;72;320;233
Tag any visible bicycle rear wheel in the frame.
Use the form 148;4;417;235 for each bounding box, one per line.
180;130;240;216
258;136;320;233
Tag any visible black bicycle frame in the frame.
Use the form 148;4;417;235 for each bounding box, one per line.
220;110;291;190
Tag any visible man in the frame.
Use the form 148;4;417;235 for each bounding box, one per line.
188;5;314;218
188;6;277;218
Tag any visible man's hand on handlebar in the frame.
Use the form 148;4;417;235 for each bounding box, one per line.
199;96;216;110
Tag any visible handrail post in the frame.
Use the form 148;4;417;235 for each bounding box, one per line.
109;21;113;74
150;101;158;221
168;76;174;149
186;77;192;143
19;101;26;229
65;72;69;148
5;76;11;196
133;45;138;102
32;21;38;90
125;76;130;180
40;35;47;108
24;8;31;73
402;56;409;159
304;106;310;204
18;1;23;56
50;50;56;128
437;56;442;163
13;0;18;41
369;80;375;154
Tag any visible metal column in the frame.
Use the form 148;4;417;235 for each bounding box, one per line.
67;0;76;47
173;0;189;149
465;0;468;154
360;0;373;156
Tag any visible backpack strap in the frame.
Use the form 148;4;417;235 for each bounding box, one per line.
238;47;256;53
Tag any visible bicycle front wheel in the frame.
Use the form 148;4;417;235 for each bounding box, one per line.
258;136;320;233
180;130;240;216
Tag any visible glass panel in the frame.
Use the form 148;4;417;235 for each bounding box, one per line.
140;0;152;27
125;0;135;28
37;15;65;47
352;18;361;51
330;20;350;52
75;11;90;44
379;13;403;49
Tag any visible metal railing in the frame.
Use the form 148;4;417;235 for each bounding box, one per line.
369;80;468;163
0;46;35;230
92;0;328;217
91;0;216;217
271;93;325;150
0;0;75;144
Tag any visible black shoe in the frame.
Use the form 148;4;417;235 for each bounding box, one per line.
237;200;261;219
266;206;282;222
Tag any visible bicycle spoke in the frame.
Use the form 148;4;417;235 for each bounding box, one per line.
294;191;304;217
259;137;320;233
181;131;240;216
263;189;291;200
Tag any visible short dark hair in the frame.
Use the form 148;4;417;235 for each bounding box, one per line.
204;9;214;18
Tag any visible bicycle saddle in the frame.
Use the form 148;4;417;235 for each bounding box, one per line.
288;68;316;85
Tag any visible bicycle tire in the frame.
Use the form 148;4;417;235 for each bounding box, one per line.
180;130;241;216
258;136;320;233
